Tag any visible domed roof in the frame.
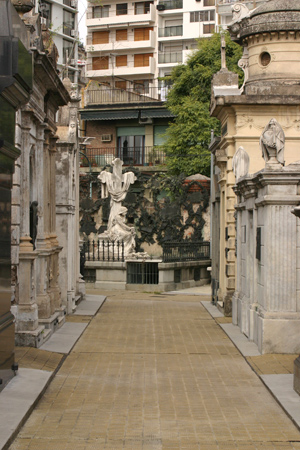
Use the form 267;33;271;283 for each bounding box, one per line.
251;0;300;17
229;0;300;42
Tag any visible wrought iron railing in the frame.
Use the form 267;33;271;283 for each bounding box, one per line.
86;87;161;104
83;239;125;262
80;147;166;167
162;241;210;262
158;25;183;38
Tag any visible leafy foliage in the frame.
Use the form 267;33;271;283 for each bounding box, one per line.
80;169;210;252
164;32;243;177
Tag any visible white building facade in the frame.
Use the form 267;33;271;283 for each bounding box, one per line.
85;0;217;94
39;0;79;82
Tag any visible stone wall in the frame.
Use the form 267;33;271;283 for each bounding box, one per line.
233;162;300;354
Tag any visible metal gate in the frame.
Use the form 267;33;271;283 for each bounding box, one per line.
127;262;159;284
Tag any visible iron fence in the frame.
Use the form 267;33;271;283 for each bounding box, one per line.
83;239;125;262
127;262;159;284
81;146;166;167
162;241;210;262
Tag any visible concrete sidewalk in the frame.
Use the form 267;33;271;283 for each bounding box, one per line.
0;295;106;450
5;289;300;450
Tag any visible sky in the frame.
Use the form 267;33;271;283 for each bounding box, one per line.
78;0;87;44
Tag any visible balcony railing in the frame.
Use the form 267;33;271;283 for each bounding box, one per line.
80;147;166;167
86;87;161;105
158;25;183;38
158;52;182;64
158;0;183;10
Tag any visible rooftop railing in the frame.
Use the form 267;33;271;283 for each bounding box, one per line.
80;147;166;168
85;87;161;105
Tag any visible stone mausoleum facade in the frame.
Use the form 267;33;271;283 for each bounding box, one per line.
210;0;300;317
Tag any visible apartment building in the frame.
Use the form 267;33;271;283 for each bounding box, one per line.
85;0;217;93
39;0;79;82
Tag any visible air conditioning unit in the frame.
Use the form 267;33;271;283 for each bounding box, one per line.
157;4;165;11
71;0;77;7
70;59;76;65
71;30;76;37
139;117;153;124
41;17;47;25
101;134;113;142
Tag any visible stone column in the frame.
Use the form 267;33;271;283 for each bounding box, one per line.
48;134;62;312
15;112;43;345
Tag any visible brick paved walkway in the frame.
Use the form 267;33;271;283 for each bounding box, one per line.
9;292;300;450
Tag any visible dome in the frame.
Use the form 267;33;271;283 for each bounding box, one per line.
229;0;300;42
251;0;300;17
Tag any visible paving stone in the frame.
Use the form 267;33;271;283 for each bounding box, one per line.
8;294;300;450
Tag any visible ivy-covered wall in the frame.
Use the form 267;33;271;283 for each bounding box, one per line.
79;167;210;256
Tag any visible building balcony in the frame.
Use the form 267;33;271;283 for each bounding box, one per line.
157;0;183;12
86;31;156;54
86;56;156;79
158;25;183;40
158;52;182;65
84;87;161;106
86;3;156;28
80;146;166;168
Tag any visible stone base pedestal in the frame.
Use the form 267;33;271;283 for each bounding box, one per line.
256;314;300;354
39;310;65;335
293;356;300;395
77;275;86;302
67;290;76;314
15;325;50;348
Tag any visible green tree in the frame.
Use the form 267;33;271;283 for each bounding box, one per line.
164;32;243;177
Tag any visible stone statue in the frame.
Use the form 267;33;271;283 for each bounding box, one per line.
30;201;38;250
104;206;136;255
232;146;250;181
98;158;136;255
260;118;285;167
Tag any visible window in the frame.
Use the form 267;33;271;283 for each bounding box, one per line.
134;27;153;41
40;1;51;28
115;80;127;89
260;52;271;66
63;10;75;36
117;134;145;165
116;29;128;41
203;0;215;5
135;1;153;14
134;53;153;67
116;55;127;67
190;9;215;22
116;3;128;15
92;56;109;70
133;80;149;93
203;23;215;34
92;31;109;44
63;39;73;64
93;5;109;18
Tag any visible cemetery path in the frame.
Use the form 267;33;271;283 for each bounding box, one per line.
9;291;300;450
